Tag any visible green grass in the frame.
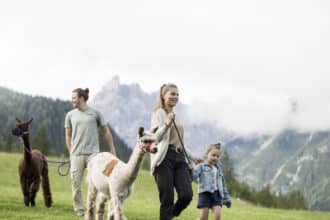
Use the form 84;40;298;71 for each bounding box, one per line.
1;152;330;220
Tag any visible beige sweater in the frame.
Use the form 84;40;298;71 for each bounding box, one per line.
150;108;186;174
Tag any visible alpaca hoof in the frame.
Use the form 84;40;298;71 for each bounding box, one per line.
24;197;29;207
45;199;52;208
84;212;93;220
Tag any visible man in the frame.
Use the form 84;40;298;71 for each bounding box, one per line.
65;88;116;216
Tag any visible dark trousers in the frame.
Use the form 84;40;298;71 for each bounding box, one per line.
153;147;193;220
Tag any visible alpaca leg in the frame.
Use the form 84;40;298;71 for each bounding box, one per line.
118;197;127;220
20;176;29;207
29;178;40;207
107;198;114;220
85;182;97;220
110;196;125;220
29;190;36;207
111;196;121;220
95;194;107;220
41;161;52;207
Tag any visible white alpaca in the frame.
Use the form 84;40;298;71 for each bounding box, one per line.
85;128;157;220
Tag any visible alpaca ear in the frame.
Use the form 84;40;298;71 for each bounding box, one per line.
27;118;33;124
152;126;158;133
138;127;144;137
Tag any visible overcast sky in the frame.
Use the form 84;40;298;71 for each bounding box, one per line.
1;0;330;135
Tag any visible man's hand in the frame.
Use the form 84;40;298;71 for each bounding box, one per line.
103;125;117;156
65;128;72;153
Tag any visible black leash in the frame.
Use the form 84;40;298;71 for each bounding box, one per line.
172;120;193;165
20;140;70;176
14;126;70;176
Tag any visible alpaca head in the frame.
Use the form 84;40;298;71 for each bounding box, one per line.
138;127;157;154
12;118;33;137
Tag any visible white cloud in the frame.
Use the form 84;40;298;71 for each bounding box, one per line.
0;0;329;134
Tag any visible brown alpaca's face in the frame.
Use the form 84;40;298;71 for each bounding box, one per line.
12;118;33;137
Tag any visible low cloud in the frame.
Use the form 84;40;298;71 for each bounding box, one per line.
187;84;330;136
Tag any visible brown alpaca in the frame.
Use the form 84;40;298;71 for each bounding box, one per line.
12;118;52;207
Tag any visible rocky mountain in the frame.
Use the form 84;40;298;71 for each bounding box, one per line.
226;130;330;211
91;76;231;156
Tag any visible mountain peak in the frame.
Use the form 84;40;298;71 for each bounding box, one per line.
92;75;121;102
104;75;120;91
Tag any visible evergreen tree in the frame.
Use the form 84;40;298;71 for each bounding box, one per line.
257;184;275;207
4;134;15;152
221;150;236;184
221;149;241;196
0;136;4;151
286;190;308;209
32;124;50;154
0;86;72;153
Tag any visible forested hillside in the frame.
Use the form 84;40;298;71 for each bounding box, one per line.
0;86;131;159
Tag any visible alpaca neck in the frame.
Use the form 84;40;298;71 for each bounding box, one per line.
126;145;145;183
21;134;32;162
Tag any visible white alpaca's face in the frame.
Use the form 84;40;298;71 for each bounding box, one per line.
138;131;157;153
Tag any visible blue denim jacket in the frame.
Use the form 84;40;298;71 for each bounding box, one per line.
193;161;231;203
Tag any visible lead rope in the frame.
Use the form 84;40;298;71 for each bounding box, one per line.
172;120;193;166
20;138;70;176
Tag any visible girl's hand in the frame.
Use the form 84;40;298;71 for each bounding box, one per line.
188;163;195;170
224;200;232;208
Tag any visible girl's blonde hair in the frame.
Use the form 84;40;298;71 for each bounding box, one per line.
204;143;221;159
153;83;178;111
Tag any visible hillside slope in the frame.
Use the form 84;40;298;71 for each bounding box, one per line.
226;130;330;210
1;152;330;220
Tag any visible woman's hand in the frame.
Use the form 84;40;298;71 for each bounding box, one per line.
165;112;175;127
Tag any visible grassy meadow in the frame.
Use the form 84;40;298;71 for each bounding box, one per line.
1;152;330;220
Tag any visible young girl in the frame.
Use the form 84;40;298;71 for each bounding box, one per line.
193;143;231;220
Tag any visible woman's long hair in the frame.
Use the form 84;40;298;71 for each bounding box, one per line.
153;83;178;111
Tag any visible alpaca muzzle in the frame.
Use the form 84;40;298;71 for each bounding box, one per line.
141;140;157;153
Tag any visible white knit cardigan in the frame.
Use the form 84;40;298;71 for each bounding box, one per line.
149;108;171;174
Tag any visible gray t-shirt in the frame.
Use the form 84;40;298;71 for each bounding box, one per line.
64;106;106;156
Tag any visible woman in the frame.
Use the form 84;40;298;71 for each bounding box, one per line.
150;83;193;220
